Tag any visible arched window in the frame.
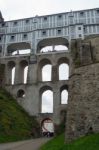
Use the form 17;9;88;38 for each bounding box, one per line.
40;86;53;113
17;89;25;98
61;89;68;104
42;65;52;81
38;59;52;82
12;67;15;85
20;60;28;84
7;61;16;85
7;42;31;56
24;66;28;84
59;63;69;80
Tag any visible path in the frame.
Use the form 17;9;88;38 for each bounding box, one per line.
0;138;50;150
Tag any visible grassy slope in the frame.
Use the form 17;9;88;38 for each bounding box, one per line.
0;88;40;143
40;133;99;150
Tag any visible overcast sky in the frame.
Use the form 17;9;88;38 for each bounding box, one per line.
0;0;99;21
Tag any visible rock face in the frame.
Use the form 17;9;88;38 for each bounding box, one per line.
66;36;99;142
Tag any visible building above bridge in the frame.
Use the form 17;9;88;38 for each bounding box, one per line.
0;8;99;56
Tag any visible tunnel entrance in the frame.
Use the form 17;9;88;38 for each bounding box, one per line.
41;118;54;137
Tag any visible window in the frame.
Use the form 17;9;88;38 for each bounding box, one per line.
42;30;46;36
96;9;99;14
61;89;68;104
26;19;30;23
79;34;82;37
80;11;84;16
14;21;18;25
58;15;62;19
17;89;25;98
57;29;62;34
23;34;27;39
11;35;15;40
78;27;81;30
41;90;53;113
2;23;5;27
43;17;47;21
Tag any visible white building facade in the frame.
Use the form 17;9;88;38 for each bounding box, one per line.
0;8;99;56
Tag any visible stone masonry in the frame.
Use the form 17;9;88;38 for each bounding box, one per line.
66;36;99;141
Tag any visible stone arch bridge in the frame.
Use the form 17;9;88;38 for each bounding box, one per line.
1;8;99;139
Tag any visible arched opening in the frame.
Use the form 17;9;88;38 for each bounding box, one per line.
58;57;69;80
41;118;54;137
7;61;16;85
7;42;31;56
59;63;69;80
41;45;68;53
38;59;52;81
12;49;31;55
19;60;28;84
17;89;25;98
24;66;28;84
61;90;68;104
37;37;69;53
40;86;53;113
12;67;15;85
60;85;68;104
42;65;52;81
41;90;53;113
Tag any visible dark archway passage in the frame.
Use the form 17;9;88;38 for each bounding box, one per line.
41;118;54;137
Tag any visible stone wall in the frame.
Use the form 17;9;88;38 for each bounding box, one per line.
66;36;99;141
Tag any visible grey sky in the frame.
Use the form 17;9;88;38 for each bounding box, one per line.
0;0;99;21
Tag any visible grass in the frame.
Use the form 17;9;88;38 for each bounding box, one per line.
40;133;99;150
0;88;40;143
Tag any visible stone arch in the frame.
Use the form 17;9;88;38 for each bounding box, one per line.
39;86;53;113
38;58;52;81
17;89;25;98
19;60;28;84
37;37;69;53
58;57;69;65
7;61;16;84
60;85;68;104
41;118;54;137
7;42;31;56
58;57;69;80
